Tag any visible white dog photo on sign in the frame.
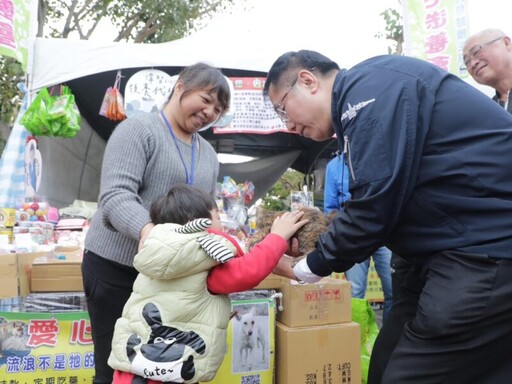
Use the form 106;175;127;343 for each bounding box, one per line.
231;302;270;373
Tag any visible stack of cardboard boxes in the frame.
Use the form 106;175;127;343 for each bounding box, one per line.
276;277;361;384
203;276;361;384
0;251;49;299
0;247;83;299
30;248;83;292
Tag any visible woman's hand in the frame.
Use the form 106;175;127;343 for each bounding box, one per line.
138;223;155;251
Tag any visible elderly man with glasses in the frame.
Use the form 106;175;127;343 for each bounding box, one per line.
464;28;512;112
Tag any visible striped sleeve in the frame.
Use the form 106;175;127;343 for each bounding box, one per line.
175;218;212;234
196;235;235;263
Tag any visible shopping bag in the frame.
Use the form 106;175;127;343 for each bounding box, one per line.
99;70;126;122
20;86;81;138
351;298;380;384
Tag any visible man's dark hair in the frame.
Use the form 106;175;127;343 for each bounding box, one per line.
263;50;340;95
150;184;217;225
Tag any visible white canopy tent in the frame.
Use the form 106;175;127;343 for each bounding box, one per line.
30;0;394;92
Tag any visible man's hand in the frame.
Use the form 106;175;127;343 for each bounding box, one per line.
273;254;305;281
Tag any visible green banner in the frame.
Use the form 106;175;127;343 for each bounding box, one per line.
0;0;31;70
0;311;95;383
403;0;469;77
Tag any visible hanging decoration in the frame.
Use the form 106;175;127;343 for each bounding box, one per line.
99;70;127;122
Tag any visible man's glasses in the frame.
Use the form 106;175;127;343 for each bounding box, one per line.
274;76;299;123
463;36;504;68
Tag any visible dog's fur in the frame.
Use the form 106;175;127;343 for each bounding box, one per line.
247;207;336;255
235;306;265;370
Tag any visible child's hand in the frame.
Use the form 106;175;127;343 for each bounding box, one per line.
270;211;308;241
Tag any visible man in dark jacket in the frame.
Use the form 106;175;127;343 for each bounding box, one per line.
265;50;512;384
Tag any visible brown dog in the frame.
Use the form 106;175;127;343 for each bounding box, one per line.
247;207;336;256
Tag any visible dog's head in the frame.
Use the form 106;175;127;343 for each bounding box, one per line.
10;321;27;337
235;307;256;336
247;207;336;255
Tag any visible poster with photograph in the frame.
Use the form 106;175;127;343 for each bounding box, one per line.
203;291;276;384
0;311;94;382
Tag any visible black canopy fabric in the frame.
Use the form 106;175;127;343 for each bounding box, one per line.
67;67;338;175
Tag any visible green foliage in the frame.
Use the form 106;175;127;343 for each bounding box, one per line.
260;169;305;211
0;57;24;125
40;0;238;43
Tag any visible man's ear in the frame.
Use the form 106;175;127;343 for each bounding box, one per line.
298;70;319;93
504;36;512;51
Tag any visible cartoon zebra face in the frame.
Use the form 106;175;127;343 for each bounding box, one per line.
126;303;206;383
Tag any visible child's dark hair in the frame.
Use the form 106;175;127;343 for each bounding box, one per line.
150;184;217;225
177;62;231;113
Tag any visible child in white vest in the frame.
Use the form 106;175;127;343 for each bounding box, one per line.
109;184;307;384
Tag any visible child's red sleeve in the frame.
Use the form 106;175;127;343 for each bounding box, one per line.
206;229;288;294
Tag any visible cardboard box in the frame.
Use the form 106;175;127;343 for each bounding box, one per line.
254;273;285;290
277;277;351;327
0;251;49;298
31;251;83;292
31;276;84;292
0;254;18;298
20;252;55;296
276;321;361;384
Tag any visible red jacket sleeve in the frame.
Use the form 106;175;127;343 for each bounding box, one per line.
206;229;288;294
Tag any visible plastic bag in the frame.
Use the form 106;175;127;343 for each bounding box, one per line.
351;298;380;384
99;70;126;122
20;86;81;138
20;88;51;136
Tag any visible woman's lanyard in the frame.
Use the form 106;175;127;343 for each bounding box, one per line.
160;111;196;185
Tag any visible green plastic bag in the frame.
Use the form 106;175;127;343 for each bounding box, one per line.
20;87;51;136
20;86;81;138
351;298;380;384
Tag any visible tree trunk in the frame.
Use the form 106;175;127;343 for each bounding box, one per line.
0;121;12;156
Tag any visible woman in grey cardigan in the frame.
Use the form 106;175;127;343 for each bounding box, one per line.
82;62;231;384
